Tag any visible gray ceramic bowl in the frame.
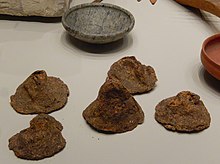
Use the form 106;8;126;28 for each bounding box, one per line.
62;3;135;44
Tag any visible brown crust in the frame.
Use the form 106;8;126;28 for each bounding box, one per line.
10;70;69;114
107;56;157;95
8;114;66;160
155;91;211;132
83;78;144;133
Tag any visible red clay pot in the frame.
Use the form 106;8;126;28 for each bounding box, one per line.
201;33;220;80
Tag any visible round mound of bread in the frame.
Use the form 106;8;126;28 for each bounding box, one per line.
155;91;211;132
83;78;144;133
10;70;69;114
8;114;66;160
107;56;157;95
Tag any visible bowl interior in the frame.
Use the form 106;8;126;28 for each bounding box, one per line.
64;4;133;36
204;35;220;66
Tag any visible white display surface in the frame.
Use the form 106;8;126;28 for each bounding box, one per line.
1;0;220;163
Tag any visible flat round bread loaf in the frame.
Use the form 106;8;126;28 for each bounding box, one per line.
155;91;211;132
107;56;157;94
8;114;66;160
10;70;69;114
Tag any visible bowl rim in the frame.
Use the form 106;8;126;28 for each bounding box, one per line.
202;33;220;69
61;2;135;43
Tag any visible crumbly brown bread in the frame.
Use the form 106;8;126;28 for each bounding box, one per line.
8;114;66;160
83;78;144;133
10;70;69;114
107;56;157;95
155;91;211;132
